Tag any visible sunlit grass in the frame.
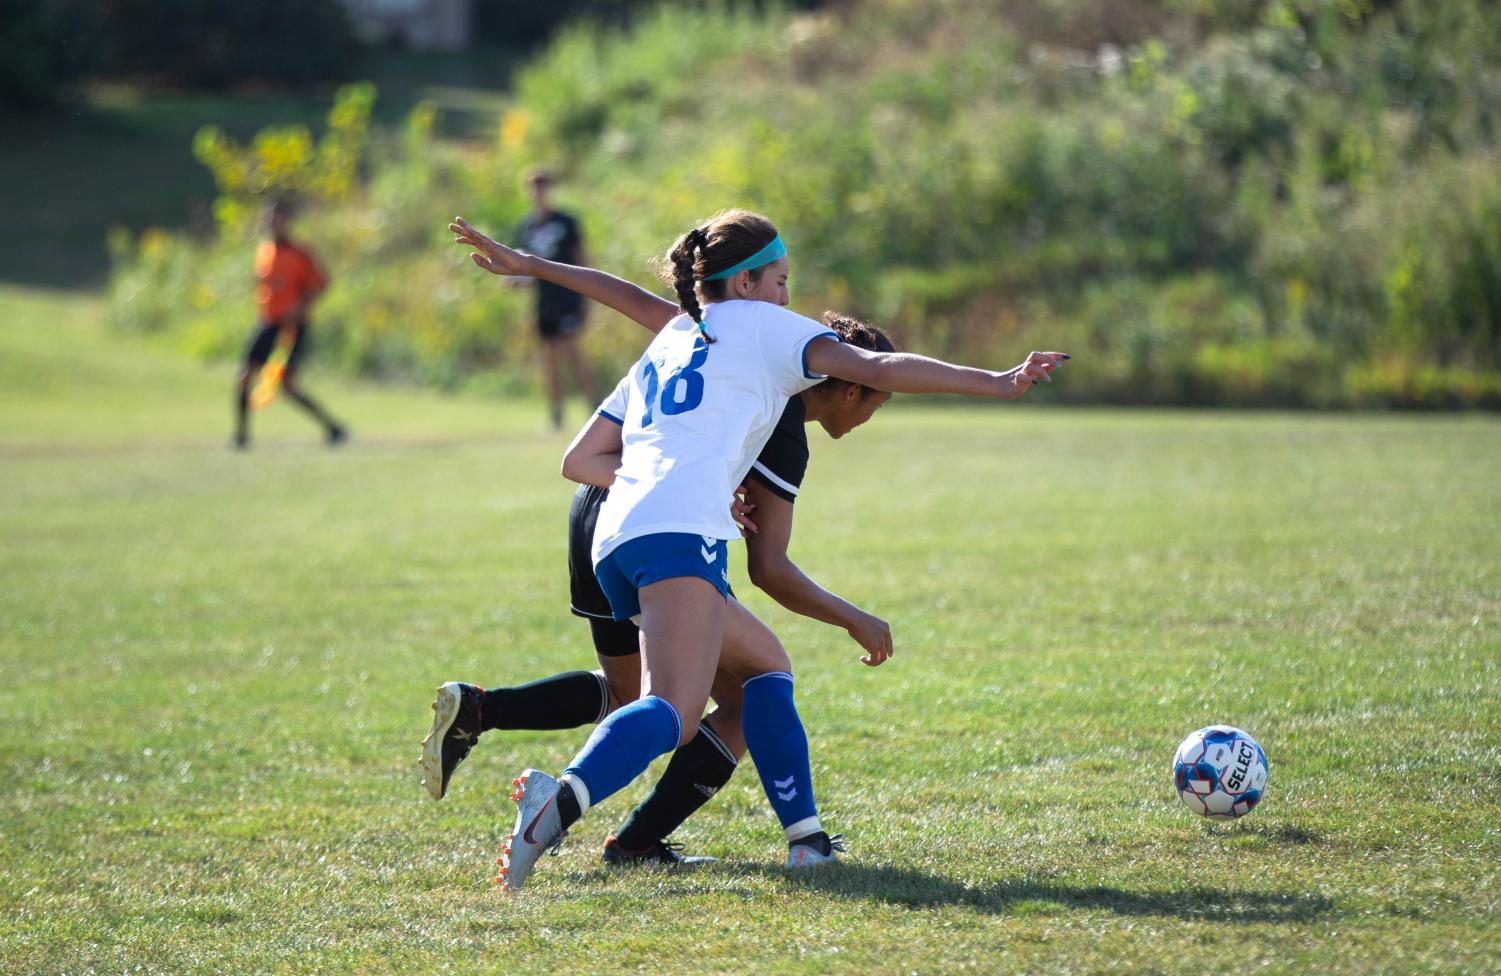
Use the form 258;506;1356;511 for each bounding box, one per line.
2;287;1498;974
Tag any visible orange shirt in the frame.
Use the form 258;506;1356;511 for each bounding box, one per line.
255;239;326;323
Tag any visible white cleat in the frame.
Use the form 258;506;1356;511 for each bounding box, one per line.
495;768;564;892
786;833;846;869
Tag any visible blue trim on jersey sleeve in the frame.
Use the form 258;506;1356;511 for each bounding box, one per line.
801;330;840;379
597;409;624;425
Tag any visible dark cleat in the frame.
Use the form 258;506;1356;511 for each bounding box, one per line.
419;682;483;800
602;835;718;868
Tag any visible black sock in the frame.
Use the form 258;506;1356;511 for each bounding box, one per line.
234;386;249;443
481;671;607;732
283;386;340;432
613;723;737;850
557;781;582;830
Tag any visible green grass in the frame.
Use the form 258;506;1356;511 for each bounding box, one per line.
2;285;1499;974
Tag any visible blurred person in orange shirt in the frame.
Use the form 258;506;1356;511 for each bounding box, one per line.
234;199;347;450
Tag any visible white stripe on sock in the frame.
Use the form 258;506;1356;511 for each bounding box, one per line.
559;773;591;817
698;722;738;766
591;670;609;723
741;670;793;690
783;815;822;843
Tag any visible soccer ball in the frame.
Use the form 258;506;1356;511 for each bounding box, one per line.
1173;725;1268;819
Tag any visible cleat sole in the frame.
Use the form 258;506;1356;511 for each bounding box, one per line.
418;683;463;801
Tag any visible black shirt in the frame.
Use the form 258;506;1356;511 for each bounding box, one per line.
745;395;809;503
516;210;584;312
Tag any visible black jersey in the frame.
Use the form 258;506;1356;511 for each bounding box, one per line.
745;394;808;503
567;396;809;619
516;210;583;312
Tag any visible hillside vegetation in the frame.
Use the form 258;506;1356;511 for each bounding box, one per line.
108;0;1501;407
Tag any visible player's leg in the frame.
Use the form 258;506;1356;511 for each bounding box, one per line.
279;330;345;443
234;323;276;449
604;670;743;865
540;333;564;431
717;599;839;864
554;576;723;817
606;596;787;861
234;365;253;450
501;545;726;890
557;324;600;406
418;619;636;802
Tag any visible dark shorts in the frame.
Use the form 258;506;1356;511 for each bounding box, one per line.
537;296;584;340
244;321;307;372
594;533;731;622
567;484;641;658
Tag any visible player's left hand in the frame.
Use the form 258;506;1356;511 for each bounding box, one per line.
999;351;1069;398
449;217;533;278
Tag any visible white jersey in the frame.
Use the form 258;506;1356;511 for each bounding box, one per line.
591;301;838;564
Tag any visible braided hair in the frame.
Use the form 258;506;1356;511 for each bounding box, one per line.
668;227;711;326
659;209;781;342
816;312;897;399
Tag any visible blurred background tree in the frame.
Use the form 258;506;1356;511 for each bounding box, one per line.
10;0;1498;407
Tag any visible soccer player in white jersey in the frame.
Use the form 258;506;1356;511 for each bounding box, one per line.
451;210;1067;891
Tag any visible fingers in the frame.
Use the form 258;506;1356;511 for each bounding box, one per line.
859;625;894;667
738;512;759;535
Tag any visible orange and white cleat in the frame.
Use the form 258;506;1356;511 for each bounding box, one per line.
496;768;564;892
785;833;846;869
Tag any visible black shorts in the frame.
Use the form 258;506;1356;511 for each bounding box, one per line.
244;321;307;372
568;484;613;621
568;484;642;658
566;483;734;658
538;305;584;340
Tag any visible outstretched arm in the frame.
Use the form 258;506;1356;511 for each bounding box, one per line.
451;216;678;333
804;338;1068;399
742;479;893;667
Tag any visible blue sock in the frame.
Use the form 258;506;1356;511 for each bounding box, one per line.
741;672;821;842
561;695;681;815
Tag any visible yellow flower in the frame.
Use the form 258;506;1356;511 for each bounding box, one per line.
500;108;530;152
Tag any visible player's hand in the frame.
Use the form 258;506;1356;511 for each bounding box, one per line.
997;351;1069;398
847;610;893;667
731;485;758;537
450;216;533;278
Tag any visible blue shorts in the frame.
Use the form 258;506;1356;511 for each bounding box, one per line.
594;533;730;621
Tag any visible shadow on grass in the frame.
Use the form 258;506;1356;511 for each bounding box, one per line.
775;863;1334;922
567;861;1333;923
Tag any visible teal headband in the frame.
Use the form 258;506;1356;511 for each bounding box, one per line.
702;235;786;281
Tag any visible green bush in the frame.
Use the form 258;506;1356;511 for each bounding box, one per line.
107;0;1501;407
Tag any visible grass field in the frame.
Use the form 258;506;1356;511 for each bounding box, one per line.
2;286;1499;974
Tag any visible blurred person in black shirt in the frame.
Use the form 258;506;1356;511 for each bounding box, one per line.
516;169;601;430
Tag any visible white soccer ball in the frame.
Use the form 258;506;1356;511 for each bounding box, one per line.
1172;725;1268;820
